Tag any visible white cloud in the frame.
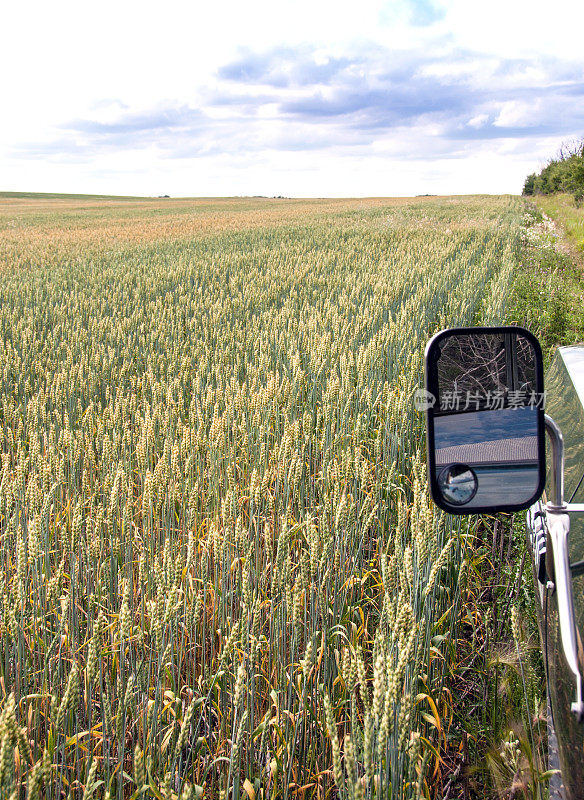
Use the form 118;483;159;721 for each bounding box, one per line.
2;0;584;195
467;114;489;129
494;101;540;128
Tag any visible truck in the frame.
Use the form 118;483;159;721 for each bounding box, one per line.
423;326;584;800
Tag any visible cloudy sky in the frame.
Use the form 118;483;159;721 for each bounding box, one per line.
2;0;584;197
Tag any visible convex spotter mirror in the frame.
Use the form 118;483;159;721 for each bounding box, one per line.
424;326;546;514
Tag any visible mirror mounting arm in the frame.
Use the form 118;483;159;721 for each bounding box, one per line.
544;414;584;721
544;414;565;511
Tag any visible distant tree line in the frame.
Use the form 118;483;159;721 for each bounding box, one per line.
523;138;584;204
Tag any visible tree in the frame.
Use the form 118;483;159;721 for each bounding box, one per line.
522;173;537;195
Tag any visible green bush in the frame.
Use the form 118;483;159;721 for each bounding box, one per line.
523;139;584;204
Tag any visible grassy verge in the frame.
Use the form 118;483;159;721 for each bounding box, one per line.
508;200;584;360
531;194;584;257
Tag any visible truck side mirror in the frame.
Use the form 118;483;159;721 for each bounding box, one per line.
424;326;546;514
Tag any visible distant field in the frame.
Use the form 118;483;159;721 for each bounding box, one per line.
0;191;150;201
0;195;411;266
0;194;522;799
0;193;510;262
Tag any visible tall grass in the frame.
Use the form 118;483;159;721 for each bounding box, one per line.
0;195;521;798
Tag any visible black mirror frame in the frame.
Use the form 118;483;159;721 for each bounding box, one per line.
424;325;546;515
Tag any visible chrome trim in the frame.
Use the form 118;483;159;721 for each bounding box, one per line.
526;504;547;595
545;414;584;721
565;504;584;514
545;509;584;720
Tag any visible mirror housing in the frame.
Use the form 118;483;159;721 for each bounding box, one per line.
424;326;546;514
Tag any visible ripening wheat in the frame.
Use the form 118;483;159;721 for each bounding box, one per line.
0;194;520;799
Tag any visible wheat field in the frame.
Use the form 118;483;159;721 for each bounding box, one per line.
0;194;520;799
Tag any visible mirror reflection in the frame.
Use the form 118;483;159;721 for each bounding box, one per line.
437;464;478;505
430;331;542;510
